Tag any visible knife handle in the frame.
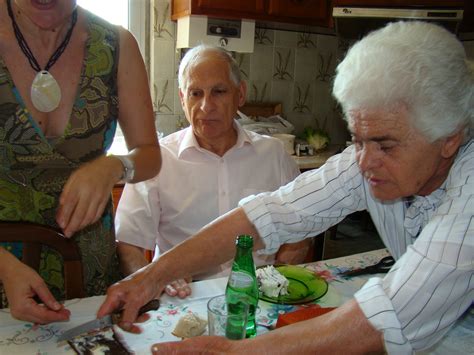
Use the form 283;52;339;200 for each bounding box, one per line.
112;299;161;324
138;299;161;314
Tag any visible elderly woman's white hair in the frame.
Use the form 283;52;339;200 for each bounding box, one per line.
178;44;242;91
333;21;474;142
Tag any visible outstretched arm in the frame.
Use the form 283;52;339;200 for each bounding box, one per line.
151;299;384;354
97;207;259;331
56;27;161;238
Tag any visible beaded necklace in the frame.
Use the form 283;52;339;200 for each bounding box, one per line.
6;0;78;112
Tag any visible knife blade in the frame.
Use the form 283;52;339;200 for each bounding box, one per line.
57;299;160;342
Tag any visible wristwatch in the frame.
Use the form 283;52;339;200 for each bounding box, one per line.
115;155;135;182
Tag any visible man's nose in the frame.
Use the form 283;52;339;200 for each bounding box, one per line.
200;93;216;112
357;143;381;172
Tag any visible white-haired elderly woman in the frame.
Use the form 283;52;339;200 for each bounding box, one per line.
98;21;473;354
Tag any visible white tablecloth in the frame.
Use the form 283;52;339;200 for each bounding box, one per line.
0;249;470;354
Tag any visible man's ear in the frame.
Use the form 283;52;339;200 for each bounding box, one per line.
179;89;185;108
238;81;247;107
441;130;464;158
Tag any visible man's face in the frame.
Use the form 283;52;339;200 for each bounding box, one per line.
179;54;246;146
348;106;448;200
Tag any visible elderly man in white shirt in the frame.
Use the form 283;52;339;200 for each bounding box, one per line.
115;45;310;295
99;22;473;353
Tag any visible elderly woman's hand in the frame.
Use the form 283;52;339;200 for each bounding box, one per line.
1;251;70;324
56;155;123;237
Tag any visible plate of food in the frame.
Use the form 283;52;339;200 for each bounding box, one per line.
257;265;328;304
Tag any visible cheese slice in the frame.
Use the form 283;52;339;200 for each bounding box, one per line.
256;265;289;298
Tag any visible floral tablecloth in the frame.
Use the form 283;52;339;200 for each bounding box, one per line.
0;248;406;354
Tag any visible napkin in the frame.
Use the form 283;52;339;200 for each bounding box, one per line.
275;305;336;328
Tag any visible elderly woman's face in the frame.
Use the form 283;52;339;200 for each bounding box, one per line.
348;106;447;200
13;0;77;30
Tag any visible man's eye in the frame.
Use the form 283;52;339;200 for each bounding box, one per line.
213;88;227;95
189;91;201;98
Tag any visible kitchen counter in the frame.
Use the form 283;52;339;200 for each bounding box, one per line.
293;145;343;171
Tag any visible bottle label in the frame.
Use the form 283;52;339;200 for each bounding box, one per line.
228;271;254;289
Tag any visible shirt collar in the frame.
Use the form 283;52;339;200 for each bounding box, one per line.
177;119;253;158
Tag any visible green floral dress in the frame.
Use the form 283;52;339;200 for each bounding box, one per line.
0;12;122;302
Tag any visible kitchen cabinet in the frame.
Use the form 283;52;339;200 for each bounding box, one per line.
267;0;329;23
171;0;266;20
171;0;332;28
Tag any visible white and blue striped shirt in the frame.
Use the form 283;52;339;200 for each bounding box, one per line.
240;140;473;353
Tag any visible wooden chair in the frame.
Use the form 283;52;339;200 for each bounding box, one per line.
0;221;86;299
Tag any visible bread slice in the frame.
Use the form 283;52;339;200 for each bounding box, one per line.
172;312;208;339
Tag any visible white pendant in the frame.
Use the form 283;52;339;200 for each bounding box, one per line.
30;70;61;112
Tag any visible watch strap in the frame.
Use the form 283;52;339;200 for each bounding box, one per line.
115;155;135;182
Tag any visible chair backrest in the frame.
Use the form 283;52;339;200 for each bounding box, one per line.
0;221;86;299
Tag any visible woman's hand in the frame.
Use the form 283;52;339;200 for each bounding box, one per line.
1;252;70;324
56;155;123;237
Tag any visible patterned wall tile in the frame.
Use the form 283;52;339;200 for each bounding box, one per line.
294;48;318;83
317;34;337;53
154;79;174;114
153;40;176;79
249;45;274;82
155;113;183;137
296;31;317;49
273;47;295;81
154;0;175;40
292;81;314;114
173;79;184;115
248;80;271;102
271;80;294;117
234;53;251;80
315;51;335;83
275;30;297;48
254;28;275;46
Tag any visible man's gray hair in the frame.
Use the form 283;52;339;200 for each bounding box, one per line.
333;21;474;142
178;44;242;91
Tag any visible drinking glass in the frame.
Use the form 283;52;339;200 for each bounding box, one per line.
207;294;248;340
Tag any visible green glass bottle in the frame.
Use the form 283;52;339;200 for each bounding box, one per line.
225;235;259;339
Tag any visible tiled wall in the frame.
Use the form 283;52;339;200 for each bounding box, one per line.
151;0;349;144
150;0;474;145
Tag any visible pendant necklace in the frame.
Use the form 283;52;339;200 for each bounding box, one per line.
6;0;78;113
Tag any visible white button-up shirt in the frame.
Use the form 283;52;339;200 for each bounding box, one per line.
116;120;300;279
240;140;473;354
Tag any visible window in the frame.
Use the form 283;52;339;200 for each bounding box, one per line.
77;0;147;57
77;0;129;27
77;0;151;150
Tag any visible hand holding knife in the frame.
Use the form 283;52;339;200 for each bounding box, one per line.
57;299;160;342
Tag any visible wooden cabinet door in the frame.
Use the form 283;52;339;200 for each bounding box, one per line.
267;0;330;21
196;0;266;15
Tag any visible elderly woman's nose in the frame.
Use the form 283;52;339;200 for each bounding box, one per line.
357;144;381;171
